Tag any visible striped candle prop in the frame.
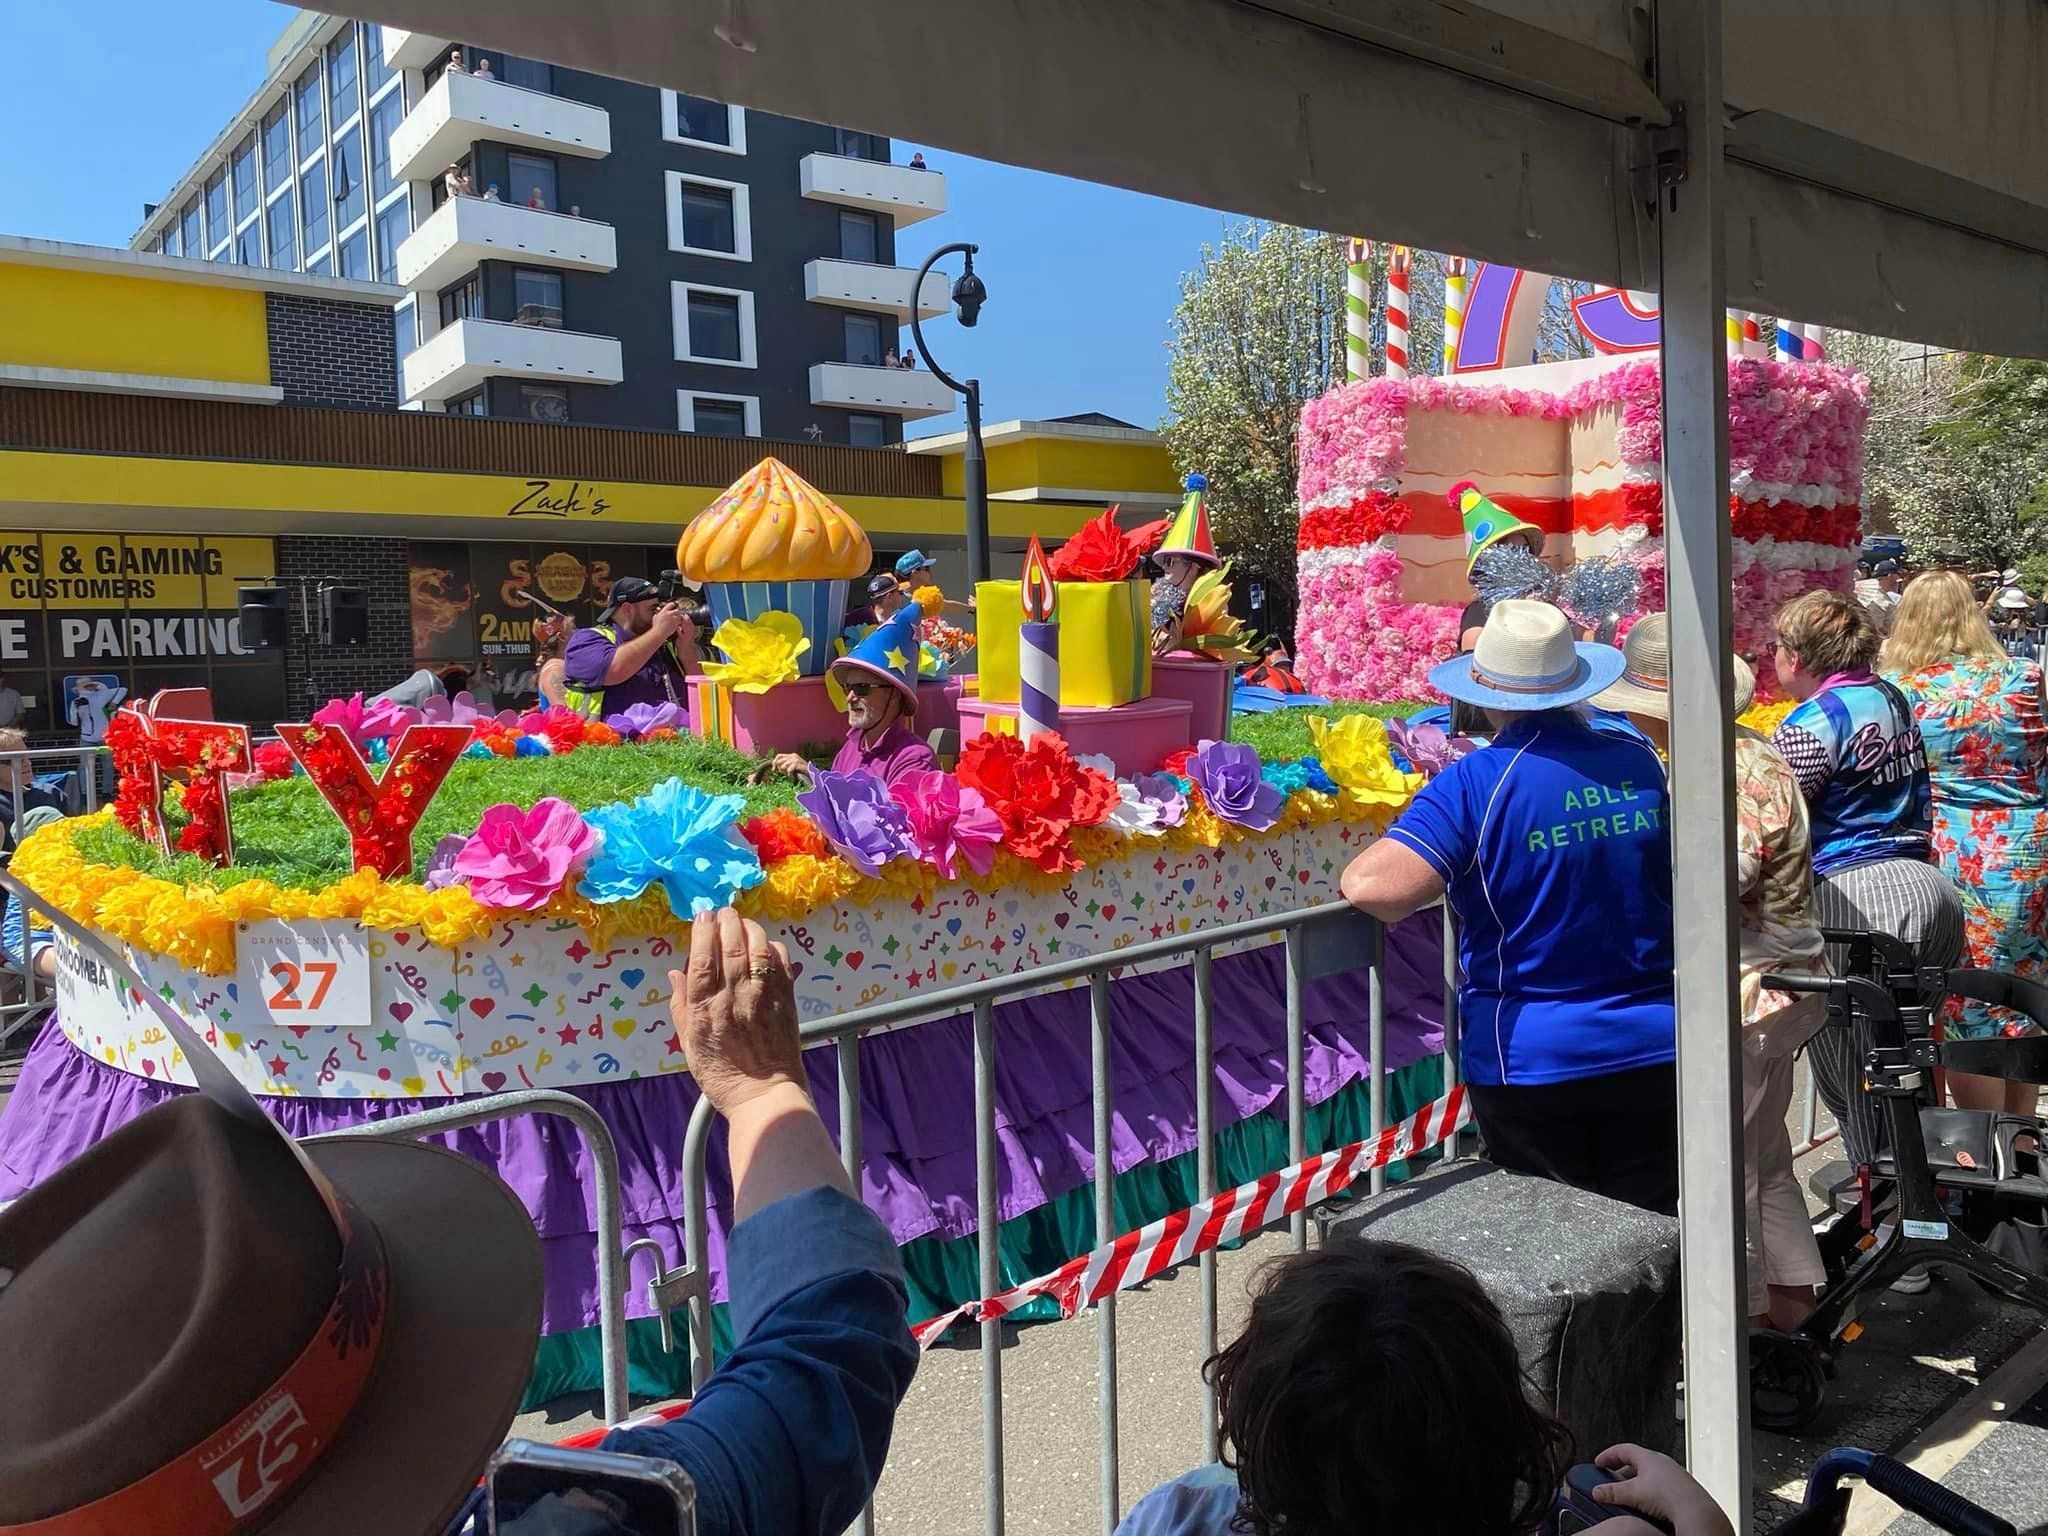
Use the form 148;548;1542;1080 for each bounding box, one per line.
1726;310;1744;354
1802;322;1827;363
1018;536;1061;742
1384;245;1411;380
1775;318;1802;362
1741;311;1766;360
1344;238;1372;383
1442;256;1468;373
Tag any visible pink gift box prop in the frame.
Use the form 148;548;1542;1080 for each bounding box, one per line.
690;675;961;756
957;695;1195;778
1149;652;1232;745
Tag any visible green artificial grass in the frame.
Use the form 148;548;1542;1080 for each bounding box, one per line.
1227;700;1424;763
73;738;799;890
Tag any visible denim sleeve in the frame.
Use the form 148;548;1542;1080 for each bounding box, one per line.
601;1186;918;1536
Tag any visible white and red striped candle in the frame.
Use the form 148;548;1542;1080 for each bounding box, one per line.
1384;245;1411;380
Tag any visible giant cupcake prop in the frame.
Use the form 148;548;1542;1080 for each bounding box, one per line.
678;457;872;676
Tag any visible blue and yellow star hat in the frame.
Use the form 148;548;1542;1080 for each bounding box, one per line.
829;600;924;712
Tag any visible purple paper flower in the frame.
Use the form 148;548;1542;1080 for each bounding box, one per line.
419;690;495;729
1386;717;1479;778
605;701;687;740
422;833;467;891
797;771;916;876
452;797;599;911
1129;773;1188;830
1187;739;1286;831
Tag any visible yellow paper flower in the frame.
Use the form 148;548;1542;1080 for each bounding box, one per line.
1308;714;1425;813
1737;699;1794;736
702;611;811;694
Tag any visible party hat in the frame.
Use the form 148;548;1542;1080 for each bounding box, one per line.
1450;480;1544;574
1156;473;1220;568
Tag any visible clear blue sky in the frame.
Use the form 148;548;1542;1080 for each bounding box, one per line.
0;0;1244;437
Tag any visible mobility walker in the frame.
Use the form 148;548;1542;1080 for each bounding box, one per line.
1750;929;2048;1429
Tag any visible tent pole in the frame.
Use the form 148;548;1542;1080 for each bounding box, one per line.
1652;0;1751;1525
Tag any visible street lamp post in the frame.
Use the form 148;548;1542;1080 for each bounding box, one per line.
909;243;991;591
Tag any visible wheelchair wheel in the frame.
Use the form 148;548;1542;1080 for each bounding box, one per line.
1750;1331;1827;1432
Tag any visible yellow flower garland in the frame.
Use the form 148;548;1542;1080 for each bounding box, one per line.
19;752;1422;973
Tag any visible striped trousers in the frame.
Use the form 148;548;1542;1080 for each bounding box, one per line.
1805;857;1966;1167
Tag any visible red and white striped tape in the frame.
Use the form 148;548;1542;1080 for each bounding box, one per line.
910;1085;1469;1348
557;1086;1469;1439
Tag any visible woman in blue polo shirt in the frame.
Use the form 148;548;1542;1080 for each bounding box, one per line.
1342;601;1679;1213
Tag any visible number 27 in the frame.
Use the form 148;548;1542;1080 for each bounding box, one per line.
267;961;338;1010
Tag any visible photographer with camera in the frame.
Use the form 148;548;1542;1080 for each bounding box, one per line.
562;573;703;720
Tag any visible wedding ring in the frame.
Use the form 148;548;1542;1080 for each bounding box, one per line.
744;964;779;980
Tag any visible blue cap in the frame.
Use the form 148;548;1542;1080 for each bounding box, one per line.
894;549;937;579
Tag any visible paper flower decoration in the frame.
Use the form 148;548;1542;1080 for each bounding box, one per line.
252;739;298;782
890;769;1003;878
451;797;598;912
740;806;832;863
417;691;504;730
422;833;467;892
1046;506;1169;583
578;778;763;917
1108;773;1187;837
956;732;1118;873
1186;740;1286;831
1308;714;1425;808
702;611;811;694
797;771;917;877
1385;717;1479;778
605;701;687;740
1176;562;1260;664
311;692;425;748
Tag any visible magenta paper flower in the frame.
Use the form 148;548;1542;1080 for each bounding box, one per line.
312;692;425;746
889;769;1003;878
1187;740;1286;831
452;797;599;911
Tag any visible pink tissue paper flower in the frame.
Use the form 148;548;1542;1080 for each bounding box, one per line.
452;797;599;911
890;768;1003;879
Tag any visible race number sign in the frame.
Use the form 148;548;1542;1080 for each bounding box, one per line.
235;920;373;1028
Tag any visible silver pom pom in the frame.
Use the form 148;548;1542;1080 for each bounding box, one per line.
1555;556;1644;631
1471;544;1555;610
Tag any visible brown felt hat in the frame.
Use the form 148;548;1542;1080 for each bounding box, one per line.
0;1093;542;1534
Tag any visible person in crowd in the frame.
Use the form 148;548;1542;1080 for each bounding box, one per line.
2;870;56;989
372;665;446;710
0;670;23;729
1342;601;1679;1212
900;349;918;370
864;572;910;624
446;45;468;73
1771;589;1964;1172
484;182;503;202
561;576;700;719
444;163;473;200
894;549;937;586
534;614;575;710
882;347;901;368
1116;1236;1730;1536
772;606;935;786
0;727;62;850
526;186;548;210
436;663;475;698
1858;557;1903;634
1596;616;1827;1330
473;55;496;80
1882;570;2048;1117
909;151;929;170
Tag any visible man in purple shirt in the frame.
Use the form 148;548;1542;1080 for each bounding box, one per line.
561;576;701;718
771;603;935;786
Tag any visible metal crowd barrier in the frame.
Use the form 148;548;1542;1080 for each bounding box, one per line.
0;745;108;1053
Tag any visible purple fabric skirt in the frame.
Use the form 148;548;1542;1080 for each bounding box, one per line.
0;918;1444;1334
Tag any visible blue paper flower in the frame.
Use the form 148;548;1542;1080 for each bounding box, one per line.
514;735;553;757
462;740;496;760
577;778;763;917
1261;757;1339;797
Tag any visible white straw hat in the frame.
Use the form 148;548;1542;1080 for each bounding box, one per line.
1591;612;1755;720
1429;599;1624;711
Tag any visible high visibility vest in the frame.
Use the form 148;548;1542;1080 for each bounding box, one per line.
558;625;616;719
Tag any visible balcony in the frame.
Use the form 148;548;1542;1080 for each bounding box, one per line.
397;197;617;294
798;153;947;228
803;258;948;320
809;362;956;420
390;71;611;186
404;318;623;406
381;28;449;71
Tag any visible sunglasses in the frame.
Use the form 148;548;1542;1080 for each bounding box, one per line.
842;681;881;698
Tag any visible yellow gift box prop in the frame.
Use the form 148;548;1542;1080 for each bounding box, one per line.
975;579;1153;707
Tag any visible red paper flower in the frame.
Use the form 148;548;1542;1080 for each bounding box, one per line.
541;712;589;754
955;731;1109;873
741;806;832;863
1296;492;1412;551
253;740;297;782
1046;507;1168;583
1159;747;1197;777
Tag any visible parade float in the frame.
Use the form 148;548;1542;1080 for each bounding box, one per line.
1296;252;1868;702
0;457;1449;1404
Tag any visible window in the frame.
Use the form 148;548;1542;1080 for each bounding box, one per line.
520;385;570;423
839;211;880;263
848;413;889;448
836;128;884;161
267;196;296;270
448;390;488;417
662;91;743;151
180;200;201;256
332;129;365;228
375;198;410;283
696;399;746;436
327;31;359;126
673;283;756;367
304;249;330;275
205;172;228;250
439;274;482;327
262;106;292;190
300;160;329;253
506;152;557;212
369;93;404;202
362;23;394;96
844;313;884;367
666;172;751;260
512;268;564;328
231;136;258;217
502;55;552;91
236;222;262;267
160;222;179;258
394;302;415;398
338;229;370;281
295;65;323;151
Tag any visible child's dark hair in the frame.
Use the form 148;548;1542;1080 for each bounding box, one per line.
1207;1236;1571;1536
